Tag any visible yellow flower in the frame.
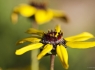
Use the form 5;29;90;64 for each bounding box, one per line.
15;25;95;69
11;2;68;24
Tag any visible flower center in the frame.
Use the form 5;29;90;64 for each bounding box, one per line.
40;30;66;55
41;30;66;45
30;2;46;9
40;30;66;56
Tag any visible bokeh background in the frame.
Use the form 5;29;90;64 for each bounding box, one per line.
0;0;95;70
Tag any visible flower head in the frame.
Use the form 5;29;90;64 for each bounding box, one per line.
15;25;95;69
11;2;68;24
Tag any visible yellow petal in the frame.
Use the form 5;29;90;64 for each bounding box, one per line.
11;6;19;23
66;41;95;49
56;45;69;69
37;44;53;60
18;4;36;17
26;28;44;35
55;25;61;37
11;12;18;24
52;10;65;17
35;9;53;24
52;10;68;23
65;32;94;41
15;43;43;55
55;25;61;33
17;37;41;45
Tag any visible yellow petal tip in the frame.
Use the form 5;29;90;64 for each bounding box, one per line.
16;41;24;45
18;41;24;44
37;56;41;60
15;50;23;55
11;13;18;24
84;32;94;37
65;65;69;69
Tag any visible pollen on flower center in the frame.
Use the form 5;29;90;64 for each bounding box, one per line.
41;30;66;45
30;2;46;9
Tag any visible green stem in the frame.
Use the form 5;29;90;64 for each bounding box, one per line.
31;50;39;70
31;23;39;70
50;55;55;70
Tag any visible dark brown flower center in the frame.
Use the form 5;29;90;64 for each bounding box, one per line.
40;30;67;55
30;2;46;9
41;30;66;45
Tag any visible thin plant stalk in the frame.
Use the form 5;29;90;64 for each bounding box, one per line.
50;55;55;70
31;22;39;70
31;49;39;70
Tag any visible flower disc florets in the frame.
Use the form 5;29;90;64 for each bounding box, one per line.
30;2;46;9
40;30;66;55
41;30;66;46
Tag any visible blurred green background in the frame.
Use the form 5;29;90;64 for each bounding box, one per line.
0;0;95;70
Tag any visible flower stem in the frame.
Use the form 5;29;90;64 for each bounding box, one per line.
31;50;39;70
50;55;55;70
31;22;39;70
